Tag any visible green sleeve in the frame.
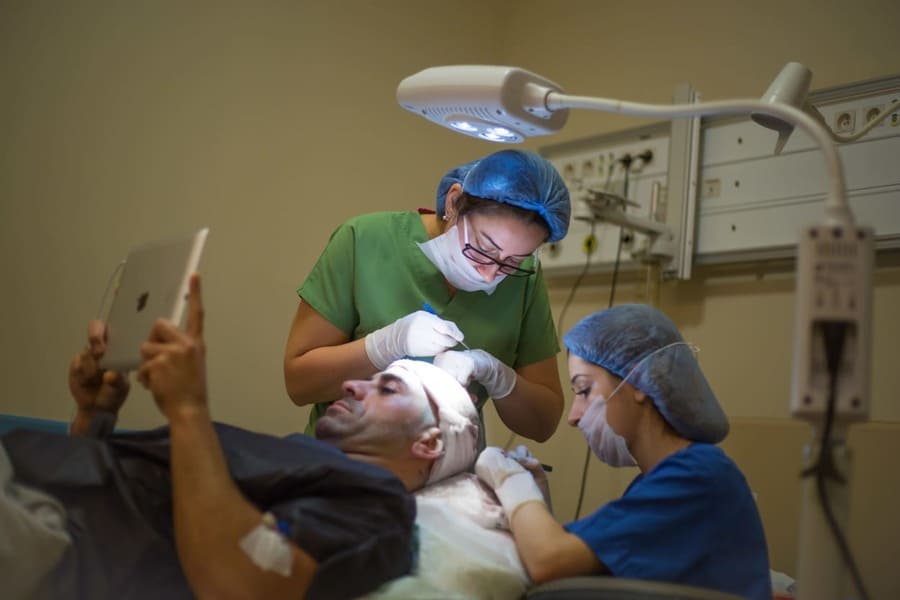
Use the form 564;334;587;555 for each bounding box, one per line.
298;222;359;336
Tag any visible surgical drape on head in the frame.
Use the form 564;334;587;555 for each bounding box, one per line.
385;360;480;485
434;149;571;243
563;304;729;444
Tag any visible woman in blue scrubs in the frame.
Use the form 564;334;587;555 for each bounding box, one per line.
475;304;772;600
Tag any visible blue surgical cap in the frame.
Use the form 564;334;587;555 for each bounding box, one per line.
434;149;571;243
563;304;729;444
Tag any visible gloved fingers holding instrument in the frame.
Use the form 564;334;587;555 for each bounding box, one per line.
506;444;552;512
475;447;546;520
434;348;517;399
365;310;465;370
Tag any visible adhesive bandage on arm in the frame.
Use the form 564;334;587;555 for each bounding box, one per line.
238;512;293;576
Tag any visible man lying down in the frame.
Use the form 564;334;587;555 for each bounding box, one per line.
1;274;530;600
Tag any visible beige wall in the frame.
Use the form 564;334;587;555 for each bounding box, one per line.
2;1;898;597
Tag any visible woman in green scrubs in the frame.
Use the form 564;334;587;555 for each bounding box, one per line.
284;149;571;443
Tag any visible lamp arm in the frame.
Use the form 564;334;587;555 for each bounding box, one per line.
546;93;852;226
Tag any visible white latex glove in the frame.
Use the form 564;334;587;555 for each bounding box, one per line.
433;349;517;399
506;445;552;513
364;311;465;370
475;447;545;519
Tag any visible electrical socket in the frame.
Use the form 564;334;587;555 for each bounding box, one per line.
581;158;596;178
863;104;885;128
545;242;561;259
834;109;856;134
702;179;721;199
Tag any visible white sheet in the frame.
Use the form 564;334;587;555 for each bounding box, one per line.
363;473;529;599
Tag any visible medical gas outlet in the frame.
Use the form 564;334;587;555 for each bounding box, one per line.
791;225;874;422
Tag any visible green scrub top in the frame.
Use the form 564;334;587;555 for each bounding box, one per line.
298;211;559;435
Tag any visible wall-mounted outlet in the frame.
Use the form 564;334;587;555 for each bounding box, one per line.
702;178;722;199
545;242;561;259
581;159;595;178
834;109;856;134
864;104;885;128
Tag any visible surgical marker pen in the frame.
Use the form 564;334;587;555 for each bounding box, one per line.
421;302;471;350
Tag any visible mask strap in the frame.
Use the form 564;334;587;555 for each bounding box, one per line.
609;341;699;398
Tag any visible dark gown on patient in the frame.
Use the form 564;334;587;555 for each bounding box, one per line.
2;423;416;600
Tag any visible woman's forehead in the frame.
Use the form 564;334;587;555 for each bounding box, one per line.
467;213;543;255
568;355;612;378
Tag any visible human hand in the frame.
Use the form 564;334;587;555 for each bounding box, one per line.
364;310;464;370
506;445;552;512
68;320;130;427
475;447;545;519
433;349;517;399
137;274;208;421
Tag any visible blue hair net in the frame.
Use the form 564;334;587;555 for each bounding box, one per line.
434;149;571;243
563;304;729;444
435;158;479;213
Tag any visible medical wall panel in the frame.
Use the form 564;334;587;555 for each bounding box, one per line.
539;73;900;276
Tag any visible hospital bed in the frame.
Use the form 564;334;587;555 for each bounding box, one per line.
0;415;751;600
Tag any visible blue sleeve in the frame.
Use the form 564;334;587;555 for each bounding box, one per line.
566;461;719;580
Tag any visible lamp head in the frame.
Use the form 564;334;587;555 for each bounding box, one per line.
396;65;568;143
751;62;815;154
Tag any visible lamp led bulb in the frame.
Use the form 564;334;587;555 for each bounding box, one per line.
480;126;520;143
449;120;480;133
447;118;525;143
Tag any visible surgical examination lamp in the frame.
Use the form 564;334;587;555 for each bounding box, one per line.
398;64;874;600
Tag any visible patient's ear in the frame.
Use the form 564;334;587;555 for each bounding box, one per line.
412;426;443;460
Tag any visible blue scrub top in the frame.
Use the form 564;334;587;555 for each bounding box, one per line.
565;443;771;600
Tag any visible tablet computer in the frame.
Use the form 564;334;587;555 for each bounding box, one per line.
99;228;209;371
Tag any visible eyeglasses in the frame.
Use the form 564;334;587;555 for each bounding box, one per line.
461;216;536;277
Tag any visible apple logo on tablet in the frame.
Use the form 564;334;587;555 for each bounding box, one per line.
136;292;149;312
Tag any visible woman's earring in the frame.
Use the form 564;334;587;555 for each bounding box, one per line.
442;214;450;222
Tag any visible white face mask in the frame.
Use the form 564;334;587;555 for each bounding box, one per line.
577;378;637;468
417;223;507;295
576;341;698;468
